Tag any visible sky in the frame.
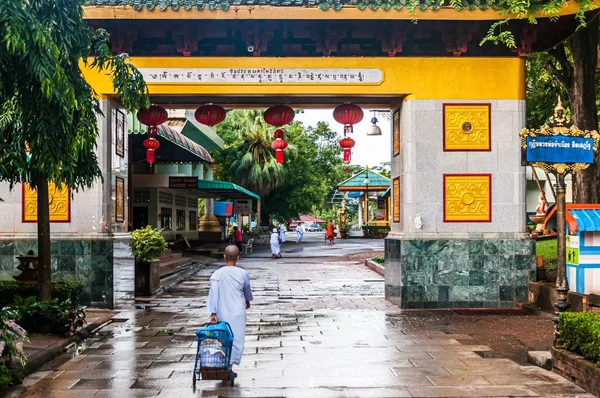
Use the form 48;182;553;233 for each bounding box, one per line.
295;109;391;168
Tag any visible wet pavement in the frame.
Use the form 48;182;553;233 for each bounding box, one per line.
246;234;384;258
5;248;594;397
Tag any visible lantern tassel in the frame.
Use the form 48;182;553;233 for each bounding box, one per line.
276;150;284;164
343;148;351;164
146;148;155;164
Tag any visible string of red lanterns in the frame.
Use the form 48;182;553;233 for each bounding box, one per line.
264;105;295;164
137;105;168;173
333;103;363;164
136;103;365;170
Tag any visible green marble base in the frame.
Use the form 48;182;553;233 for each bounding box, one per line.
384;237;535;309
0;238;114;308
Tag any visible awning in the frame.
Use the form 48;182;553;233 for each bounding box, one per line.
164;115;224;151
129;115;212;164
197;180;260;201
570;209;600;232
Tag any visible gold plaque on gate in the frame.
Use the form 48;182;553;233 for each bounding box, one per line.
22;182;70;223
443;174;491;222
443;104;491;151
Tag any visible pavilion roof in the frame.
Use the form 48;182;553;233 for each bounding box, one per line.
337;168;391;192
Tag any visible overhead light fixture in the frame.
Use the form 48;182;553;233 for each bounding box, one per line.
366;111;382;136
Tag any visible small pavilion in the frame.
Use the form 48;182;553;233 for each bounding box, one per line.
337;168;391;228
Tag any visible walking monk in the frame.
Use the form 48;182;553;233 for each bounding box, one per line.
326;221;335;245
207;245;254;373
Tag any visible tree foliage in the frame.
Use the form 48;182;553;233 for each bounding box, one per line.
0;0;149;191
0;0;149;300
480;0;599;203
213;113;349;220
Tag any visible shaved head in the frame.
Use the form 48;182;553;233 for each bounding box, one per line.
224;245;240;262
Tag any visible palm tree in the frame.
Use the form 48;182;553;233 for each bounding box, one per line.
227;110;294;198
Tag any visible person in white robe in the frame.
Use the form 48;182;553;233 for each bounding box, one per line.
270;228;281;258
279;223;287;243
295;224;304;244
207;245;254;371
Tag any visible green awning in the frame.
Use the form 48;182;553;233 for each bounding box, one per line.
182;111;224;151
197;180;260;201
129;114;212;163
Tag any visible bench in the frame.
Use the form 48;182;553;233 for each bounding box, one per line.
242;238;254;254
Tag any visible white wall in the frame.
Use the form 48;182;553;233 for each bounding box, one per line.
390;100;527;236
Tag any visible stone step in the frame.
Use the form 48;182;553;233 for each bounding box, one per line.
159;252;183;262
160;256;194;277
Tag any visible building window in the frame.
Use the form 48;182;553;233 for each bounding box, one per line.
134;190;150;203
176;210;186;231
189;211;197;231
161;208;172;231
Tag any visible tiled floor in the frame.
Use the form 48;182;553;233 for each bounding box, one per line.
5;256;594;397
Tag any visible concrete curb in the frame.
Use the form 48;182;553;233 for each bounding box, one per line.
365;258;385;276
23;311;115;375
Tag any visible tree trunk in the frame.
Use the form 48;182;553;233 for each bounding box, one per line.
37;179;51;301
566;18;599;204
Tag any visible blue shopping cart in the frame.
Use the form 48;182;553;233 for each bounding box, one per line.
193;322;236;387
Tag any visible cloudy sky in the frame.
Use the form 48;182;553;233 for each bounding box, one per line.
295;109;391;168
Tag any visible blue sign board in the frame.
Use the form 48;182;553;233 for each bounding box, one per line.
525;136;595;164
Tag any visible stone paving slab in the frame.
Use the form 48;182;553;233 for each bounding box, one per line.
5;257;594;397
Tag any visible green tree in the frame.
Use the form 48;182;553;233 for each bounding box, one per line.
226;110;288;198
214;114;347;220
483;3;598;203
0;0;149;300
264;121;346;219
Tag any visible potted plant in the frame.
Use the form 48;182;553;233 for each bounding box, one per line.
130;226;167;296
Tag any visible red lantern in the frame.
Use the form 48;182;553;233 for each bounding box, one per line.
339;137;355;164
271;138;288;164
333;103;364;135
194;104;226;127
264;105;295;126
137;106;168;172
143;138;160;164
273;128;284;139
137;105;168;127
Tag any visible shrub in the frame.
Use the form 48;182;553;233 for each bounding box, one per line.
559;312;600;366
372;256;384;265
7;296;86;336
0;280;84;308
130;226;167;263
361;226;390;238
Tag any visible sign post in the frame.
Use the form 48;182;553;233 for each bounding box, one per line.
520;97;599;347
234;200;252;215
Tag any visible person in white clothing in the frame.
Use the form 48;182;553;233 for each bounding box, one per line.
207;245;253;373
279;223;287;244
295;223;304;244
270;228;281;258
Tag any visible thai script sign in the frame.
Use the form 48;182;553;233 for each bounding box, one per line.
139;68;383;84
525;136;595;164
169;176;198;189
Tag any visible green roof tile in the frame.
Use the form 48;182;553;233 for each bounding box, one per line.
84;0;503;12
338;168;391;191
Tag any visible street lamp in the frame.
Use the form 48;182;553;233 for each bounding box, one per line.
363;170;370;225
366;111;382;136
